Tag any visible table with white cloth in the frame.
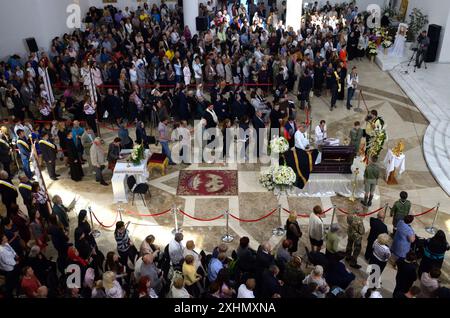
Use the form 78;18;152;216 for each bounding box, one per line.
383;149;406;184
112;149;151;203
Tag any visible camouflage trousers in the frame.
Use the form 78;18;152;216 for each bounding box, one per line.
346;236;362;262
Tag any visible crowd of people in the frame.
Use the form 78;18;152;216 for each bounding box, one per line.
0;0;449;299
0;194;448;299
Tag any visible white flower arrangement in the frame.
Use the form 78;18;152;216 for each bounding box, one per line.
272;165;297;186
259;169;275;191
130;144;145;164
270;136;289;154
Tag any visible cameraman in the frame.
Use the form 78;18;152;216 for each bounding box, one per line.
416;30;430;69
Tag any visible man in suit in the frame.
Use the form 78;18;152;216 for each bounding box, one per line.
284;116;297;148
39;132;59;181
16;129;33;179
364;210;388;261
261;265;283;298
416;30;430;69
0;170;18;217
0;132;12;178
252;111;266;158
17;174;33;214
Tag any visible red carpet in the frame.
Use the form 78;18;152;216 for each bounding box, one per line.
177;170;238;196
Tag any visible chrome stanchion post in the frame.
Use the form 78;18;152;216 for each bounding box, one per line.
383;203;389;217
88;206;101;238
171;204;181;235
426;203;440;235
272;204;286;236
221;210;234;243
330;204;337;227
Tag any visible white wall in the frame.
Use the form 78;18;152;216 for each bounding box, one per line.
0;0;89;60
403;0;450;62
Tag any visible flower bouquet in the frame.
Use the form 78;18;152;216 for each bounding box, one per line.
270;136;289;154
259;166;276;191
367;128;387;158
272;165;297;186
382;39;393;49
130;144;145;165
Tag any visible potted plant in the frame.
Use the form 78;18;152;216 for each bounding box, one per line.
407;8;429;42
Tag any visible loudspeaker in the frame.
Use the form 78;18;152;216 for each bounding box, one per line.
196;16;208;32
426;24;441;63
25;38;39;53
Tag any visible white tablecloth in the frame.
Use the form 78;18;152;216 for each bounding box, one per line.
383;149;406;181
112;149;151;203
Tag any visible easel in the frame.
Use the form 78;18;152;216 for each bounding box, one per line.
354;89;370;114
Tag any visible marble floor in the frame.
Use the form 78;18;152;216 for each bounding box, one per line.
2;58;449;297
390;63;450;196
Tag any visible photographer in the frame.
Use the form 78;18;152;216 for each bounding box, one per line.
416;30;430;69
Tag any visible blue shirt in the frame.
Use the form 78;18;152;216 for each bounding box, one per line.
391;220;415;259
207;258;223;282
72;127;85;145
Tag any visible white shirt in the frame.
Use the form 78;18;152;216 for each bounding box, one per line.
129;68;137;83
347;73;359;89
294;130;309;150
0;244;17;272
168;240;185;265
308;213;324;241
237;284;255;298
315;125;327;144
193;62;203;79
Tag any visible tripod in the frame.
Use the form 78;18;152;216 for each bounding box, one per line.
406;49;428;73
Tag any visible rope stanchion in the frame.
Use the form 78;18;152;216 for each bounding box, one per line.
90;210;119;229
125;209;172;218
222;211;234;243
229;208;278;223
411;206;436;217
88;207;101;238
272;204;286;236
178;209;224;222
338;206;384;217
425;203;440;234
330;205;337;227
171;204;182;235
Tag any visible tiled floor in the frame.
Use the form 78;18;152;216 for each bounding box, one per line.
2;58;449;296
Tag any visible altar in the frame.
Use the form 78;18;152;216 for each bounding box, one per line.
112;149;151;203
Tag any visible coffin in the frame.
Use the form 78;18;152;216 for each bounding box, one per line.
312;146;356;174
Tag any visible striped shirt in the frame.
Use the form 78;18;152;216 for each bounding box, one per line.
372;241;391;262
114;230;131;252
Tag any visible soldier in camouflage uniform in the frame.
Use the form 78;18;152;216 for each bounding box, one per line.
361;156;380;207
346;208;366;269
390;191;411;234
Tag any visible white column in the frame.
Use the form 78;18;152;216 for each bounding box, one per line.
183;0;199;35
286;0;303;32
439;13;450;62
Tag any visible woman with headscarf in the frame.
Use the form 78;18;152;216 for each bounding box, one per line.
65;130;84;181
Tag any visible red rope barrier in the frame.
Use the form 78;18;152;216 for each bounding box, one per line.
125;209;172;218
283;207;332;218
53;82;274;91
411;207;436;217
178;209;224;222
229;208;278;223
338;207;384;217
91;211;119;229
